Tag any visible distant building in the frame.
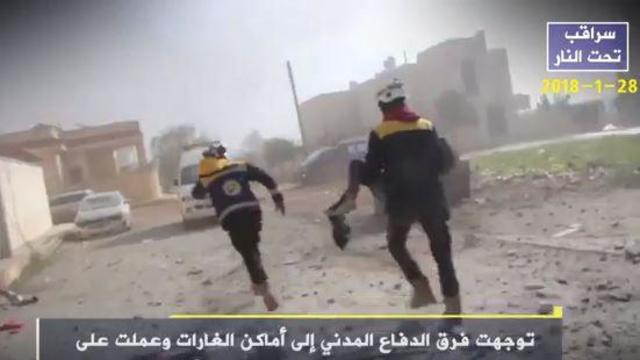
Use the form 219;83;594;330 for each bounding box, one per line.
0;121;161;202
299;31;529;152
512;100;605;142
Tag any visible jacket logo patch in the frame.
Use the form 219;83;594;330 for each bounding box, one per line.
222;179;242;196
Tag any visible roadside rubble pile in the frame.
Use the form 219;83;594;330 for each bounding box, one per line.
474;161;616;195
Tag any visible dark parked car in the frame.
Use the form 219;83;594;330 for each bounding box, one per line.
299;136;368;185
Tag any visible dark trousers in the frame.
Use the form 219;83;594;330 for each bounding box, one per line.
387;212;459;298
346;160;385;208
222;209;267;285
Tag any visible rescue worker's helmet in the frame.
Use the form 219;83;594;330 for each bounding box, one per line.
202;141;227;158
376;78;406;104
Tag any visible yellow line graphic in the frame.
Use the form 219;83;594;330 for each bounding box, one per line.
171;306;563;320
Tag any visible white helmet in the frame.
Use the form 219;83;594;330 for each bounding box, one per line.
376;78;406;104
202;141;227;158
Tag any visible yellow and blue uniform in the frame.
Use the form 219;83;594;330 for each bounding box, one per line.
196;157;281;223
193;156;283;287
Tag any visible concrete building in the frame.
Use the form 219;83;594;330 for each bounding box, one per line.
511;100;605;142
0;157;52;259
299;31;528;153
0;121;161;202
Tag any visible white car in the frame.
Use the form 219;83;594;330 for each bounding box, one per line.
74;191;132;239
175;145;217;228
49;189;93;224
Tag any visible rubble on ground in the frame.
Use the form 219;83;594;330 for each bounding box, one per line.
625;238;640;264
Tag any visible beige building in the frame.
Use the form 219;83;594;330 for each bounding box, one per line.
299;31;529;153
0;121;161;202
0;157;52;259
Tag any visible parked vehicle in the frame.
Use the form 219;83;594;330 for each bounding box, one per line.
74;191;131;239
299;136;369;185
175;144;253;228
49;189;93;224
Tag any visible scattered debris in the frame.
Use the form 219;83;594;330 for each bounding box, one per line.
537;303;554;314
201;279;213;286
282;259;301;266
608;292;631;303
601;331;613;347
107;259;123;267
552;223;582;238
524;283;545;291
175;258;184;265
535;290;560;299
462;233;481;249
187;269;203;276
624;239;640;264
591;319;603;328
0;290;38;307
147;301;163;307
595;281;618;291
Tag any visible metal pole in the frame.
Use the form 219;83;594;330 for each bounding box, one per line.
286;61;307;153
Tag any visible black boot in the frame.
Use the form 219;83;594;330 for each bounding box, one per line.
328;214;351;250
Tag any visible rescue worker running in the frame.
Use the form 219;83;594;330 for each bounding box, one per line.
192;142;285;311
327;79;461;315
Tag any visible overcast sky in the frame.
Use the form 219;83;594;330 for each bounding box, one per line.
0;0;631;147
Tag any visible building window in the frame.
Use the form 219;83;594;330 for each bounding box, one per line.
115;145;139;171
461;59;479;95
69;166;83;184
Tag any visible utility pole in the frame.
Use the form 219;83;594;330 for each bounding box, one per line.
286;61;307;154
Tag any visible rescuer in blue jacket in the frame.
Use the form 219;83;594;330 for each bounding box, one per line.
192;142;285;311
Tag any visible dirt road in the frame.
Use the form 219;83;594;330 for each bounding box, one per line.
1;178;639;359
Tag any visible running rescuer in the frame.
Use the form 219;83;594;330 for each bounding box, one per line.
192;142;285;311
326;79;461;317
